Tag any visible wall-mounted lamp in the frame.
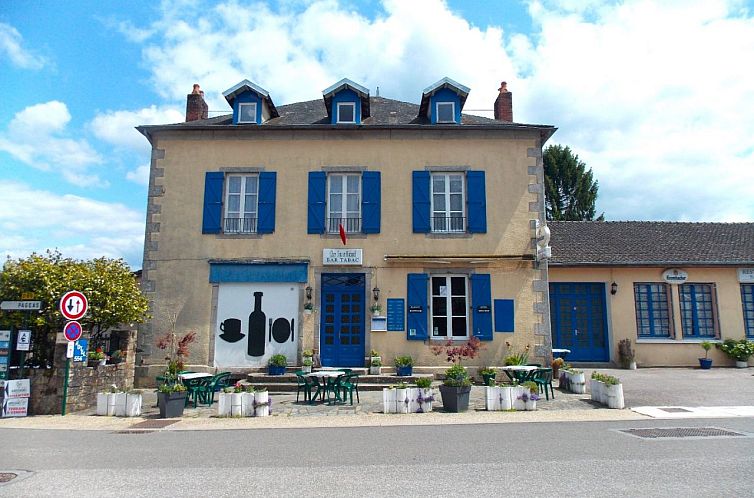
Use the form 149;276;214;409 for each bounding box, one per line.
305;286;312;301
372;286;380;301
610;282;618;295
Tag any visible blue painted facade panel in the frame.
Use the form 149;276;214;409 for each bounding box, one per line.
330;88;361;124
232;91;262;124
494;299;515;332
209;263;308;283
429;88;461;124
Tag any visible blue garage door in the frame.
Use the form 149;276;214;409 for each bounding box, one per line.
549;282;609;362
320;274;365;367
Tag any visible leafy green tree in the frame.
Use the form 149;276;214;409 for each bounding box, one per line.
0;250;149;364
544;144;604;221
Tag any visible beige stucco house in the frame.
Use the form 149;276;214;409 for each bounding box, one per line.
133;78;556;384
548;221;754;367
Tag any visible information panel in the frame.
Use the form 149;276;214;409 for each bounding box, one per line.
386;298;405;331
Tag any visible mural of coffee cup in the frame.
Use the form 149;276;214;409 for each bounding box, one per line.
219;318;244;343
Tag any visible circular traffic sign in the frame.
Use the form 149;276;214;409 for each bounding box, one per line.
60;291;88;321
63;321;83;342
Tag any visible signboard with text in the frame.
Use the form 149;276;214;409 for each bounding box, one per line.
323;248;363;266
16;330;31;351
738;268;754;283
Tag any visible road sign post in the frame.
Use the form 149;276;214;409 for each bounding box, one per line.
59;291;86;416
63;321;83;342
60;291;88;321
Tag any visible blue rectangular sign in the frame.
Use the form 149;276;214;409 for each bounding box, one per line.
386;298;405;331
73;339;88;362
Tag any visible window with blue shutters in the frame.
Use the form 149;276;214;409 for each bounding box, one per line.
413;170;486;234
202;171;276;235
308;171;380;235
430;275;468;338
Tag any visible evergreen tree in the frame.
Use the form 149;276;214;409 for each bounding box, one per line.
543;144;604;221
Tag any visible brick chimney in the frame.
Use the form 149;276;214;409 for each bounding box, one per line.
493;81;513;122
185;83;208;122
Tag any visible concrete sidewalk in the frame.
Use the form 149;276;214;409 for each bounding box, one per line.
1;367;751;431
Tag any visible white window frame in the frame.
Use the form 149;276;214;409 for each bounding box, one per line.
238;102;258;124
436;101;455;123
431;274;469;339
431;172;466;233
336;102;356;123
224;174;259;233
326;173;361;233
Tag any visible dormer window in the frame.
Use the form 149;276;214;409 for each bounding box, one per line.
238;102;258;124
419;77;470;125
223;79;279;125
337;102;356;123
323;78;370;125
436;102;455;123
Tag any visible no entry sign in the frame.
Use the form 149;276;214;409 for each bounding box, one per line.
60;291;88;321
63;321;83;342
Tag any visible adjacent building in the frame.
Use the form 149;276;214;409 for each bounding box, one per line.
548;221;754;366
134;78;556;384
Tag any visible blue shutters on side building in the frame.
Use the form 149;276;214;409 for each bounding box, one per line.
471;273;493;341
466;170;487;233
202;171;224;234
412;171;431;233
257;172;276;233
407;273;429;340
361;171;381;233
307;171;327;234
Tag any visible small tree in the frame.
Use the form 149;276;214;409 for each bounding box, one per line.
544;144;604;221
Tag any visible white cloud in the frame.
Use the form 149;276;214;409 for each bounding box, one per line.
90;105;184;151
0;101;105;187
0;22;47;69
122;0;754;222
126;164;150;186
0;181;144;267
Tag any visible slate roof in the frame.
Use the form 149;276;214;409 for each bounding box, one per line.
549;221;754;266
137;96;555;140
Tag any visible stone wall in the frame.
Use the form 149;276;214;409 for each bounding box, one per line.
25;329;136;415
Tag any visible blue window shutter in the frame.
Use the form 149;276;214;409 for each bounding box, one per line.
466;170;487;233
494;299;515;332
307;171;326;234
202;171;224;234
471;274;493;341
257;172;276;234
412;171;430;233
406;273;429;340
361;171;381;233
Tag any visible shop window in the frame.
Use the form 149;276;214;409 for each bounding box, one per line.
634;283;673;338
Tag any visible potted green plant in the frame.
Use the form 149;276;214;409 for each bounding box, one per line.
268;354;287;375
302;349;314;373
88;348;106;367
618;338;636;369
699;341;713;369
503;341;530;366
413;377;434;413
370;303;382;316
717;339;754;368
303;302;314;315
157;382;187;418
431;337;485;412
370;357;382;375
478;366;496;386
394;355;414;376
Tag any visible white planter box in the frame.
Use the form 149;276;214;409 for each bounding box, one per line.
407;388;420;413
96;392;141;417
217;392;232;417
417;387;433;413
383;388;397;414
589;379;602;403
605;383;624;409
485;386;501;411
369;366;381;375
395;388;409;414
568;371;586;394
512;386;528;411
242;392;255;416
254;391;270;417
231;392;244;417
485;386;514;411
302;365;312;373
524;398;537;411
735;360;748;368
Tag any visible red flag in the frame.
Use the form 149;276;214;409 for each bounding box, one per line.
339;223;347;245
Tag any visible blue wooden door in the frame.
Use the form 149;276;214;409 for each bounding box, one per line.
320;274;365;367
549;283;609;362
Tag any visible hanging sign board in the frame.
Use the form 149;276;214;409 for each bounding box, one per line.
323;248;363;266
16;330;31;351
738;268;754;283
662;268;688;284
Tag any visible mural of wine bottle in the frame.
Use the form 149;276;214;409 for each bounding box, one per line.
248;291;266;357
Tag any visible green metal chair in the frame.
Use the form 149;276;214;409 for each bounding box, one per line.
196;372;232;406
308;376;324;404
531;367;554;400
339;373;361;405
294;370;314;403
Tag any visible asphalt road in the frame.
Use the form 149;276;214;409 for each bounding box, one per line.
2;417;753;497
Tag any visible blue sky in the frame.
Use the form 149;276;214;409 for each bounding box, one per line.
2;0;753;269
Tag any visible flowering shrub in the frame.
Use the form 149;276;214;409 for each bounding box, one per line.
718;339;754;361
